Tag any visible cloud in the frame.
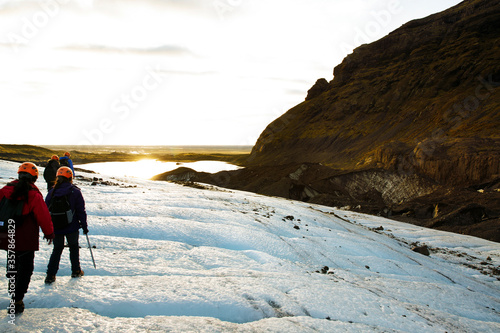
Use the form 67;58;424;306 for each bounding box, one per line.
59;44;195;56
0;0;466;146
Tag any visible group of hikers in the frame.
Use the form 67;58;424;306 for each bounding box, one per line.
0;152;89;315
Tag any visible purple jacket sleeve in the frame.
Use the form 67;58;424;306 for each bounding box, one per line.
73;187;87;230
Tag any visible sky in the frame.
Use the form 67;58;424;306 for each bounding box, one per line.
0;0;463;146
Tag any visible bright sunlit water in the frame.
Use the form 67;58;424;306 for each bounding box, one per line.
77;160;241;179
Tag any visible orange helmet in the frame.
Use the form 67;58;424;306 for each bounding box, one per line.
64;152;71;157
18;162;39;177
51;155;59;160
57;166;73;179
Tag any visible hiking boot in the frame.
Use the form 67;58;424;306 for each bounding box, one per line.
45;275;56;284
14;300;24;314
71;270;84;278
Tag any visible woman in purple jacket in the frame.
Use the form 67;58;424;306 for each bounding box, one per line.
44;167;88;284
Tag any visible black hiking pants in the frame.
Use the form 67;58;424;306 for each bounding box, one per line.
5;250;35;302
46;231;81;276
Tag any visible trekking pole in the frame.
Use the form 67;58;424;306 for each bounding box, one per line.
85;233;97;269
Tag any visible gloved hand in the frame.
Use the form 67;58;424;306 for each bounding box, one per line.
44;233;55;245
83;228;89;234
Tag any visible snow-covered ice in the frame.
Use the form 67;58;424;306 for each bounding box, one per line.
0;159;498;332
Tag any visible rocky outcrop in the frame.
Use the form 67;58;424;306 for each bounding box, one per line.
365;138;500;185
305;78;330;101
152;167;204;182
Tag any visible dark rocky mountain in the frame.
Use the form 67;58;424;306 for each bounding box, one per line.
154;0;500;242
249;0;499;184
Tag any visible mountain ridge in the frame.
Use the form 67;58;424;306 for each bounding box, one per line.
248;0;499;186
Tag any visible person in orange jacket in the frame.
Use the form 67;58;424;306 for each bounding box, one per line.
0;162;55;314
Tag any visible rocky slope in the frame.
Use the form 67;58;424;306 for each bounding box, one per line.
154;0;500;242
249;0;500;186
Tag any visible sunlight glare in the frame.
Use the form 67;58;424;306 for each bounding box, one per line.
79;159;241;179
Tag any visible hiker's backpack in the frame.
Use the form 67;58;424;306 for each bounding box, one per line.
0;197;25;232
48;194;74;230
60;158;69;167
43;161;58;182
